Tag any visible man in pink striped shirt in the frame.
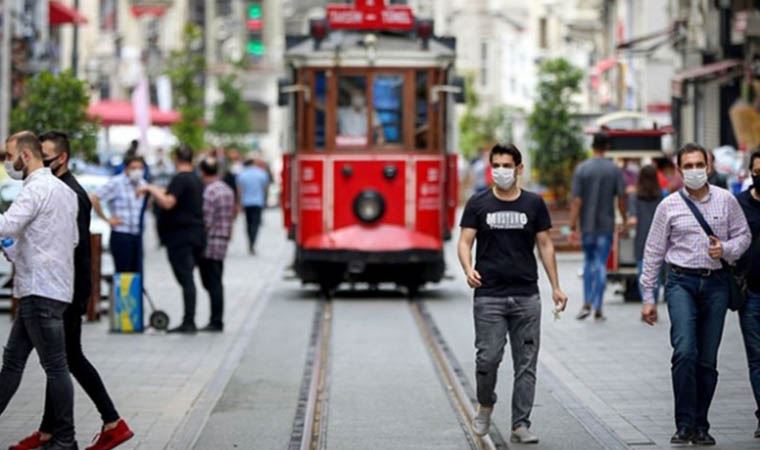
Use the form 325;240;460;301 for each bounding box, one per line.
640;143;750;445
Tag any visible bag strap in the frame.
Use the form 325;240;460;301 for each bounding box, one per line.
678;190;731;269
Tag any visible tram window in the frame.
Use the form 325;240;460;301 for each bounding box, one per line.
372;75;403;146
415;71;429;149
337;76;375;147
314;71;327;149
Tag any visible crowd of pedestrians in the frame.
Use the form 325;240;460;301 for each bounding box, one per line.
461;138;760;445
0;130;271;448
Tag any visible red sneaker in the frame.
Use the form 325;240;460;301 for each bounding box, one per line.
9;431;49;450
85;419;134;450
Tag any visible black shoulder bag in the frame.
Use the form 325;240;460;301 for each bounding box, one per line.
678;191;746;311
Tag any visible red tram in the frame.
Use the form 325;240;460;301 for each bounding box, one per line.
278;0;464;294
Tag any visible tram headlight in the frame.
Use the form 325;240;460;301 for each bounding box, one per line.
353;190;385;224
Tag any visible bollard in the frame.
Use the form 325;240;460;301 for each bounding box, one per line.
88;233;102;322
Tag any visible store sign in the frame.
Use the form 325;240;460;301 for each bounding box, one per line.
130;0;172;17
327;0;415;31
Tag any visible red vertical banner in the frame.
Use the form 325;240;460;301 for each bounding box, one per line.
297;159;324;246
415;158;444;241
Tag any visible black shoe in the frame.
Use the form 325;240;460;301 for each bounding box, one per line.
670;428;693;444
691;429;716;445
594;311;606;321
167;324;197;334
576;307;591;320
41;441;78;450
199;323;223;332
755;421;760;438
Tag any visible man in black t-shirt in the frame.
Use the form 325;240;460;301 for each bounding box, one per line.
736;149;760;439
458;144;568;444
141;145;206;334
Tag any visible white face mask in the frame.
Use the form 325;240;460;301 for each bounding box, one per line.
492;167;516;190
682;168;708;190
5;159;23;180
351;95;366;110
128;169;144;183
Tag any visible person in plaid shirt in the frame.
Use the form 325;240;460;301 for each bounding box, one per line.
640;143;751;445
198;157;235;332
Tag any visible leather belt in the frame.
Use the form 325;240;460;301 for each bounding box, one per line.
670;264;724;277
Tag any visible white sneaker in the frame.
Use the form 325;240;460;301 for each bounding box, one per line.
511;426;539;444
471;405;493;436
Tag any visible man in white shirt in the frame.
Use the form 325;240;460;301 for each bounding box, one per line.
0;131;79;450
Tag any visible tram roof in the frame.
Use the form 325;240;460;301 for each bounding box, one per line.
284;32;456;68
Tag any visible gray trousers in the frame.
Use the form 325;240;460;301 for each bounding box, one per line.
474;295;541;430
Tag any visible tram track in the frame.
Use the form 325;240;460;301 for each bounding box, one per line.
289;291;509;450
289;299;333;450
410;300;510;450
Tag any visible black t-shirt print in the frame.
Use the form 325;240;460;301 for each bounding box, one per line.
460;189;552;297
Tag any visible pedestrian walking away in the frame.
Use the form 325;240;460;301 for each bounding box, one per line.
735;149;760;439
140;145;206;334
457;144;568;444
627;165;664;302
640;143;751;446
569;132;627;321
91;154;147;273
236;154;270;254
6;131;135;450
0;131;79;450
198;157;235;332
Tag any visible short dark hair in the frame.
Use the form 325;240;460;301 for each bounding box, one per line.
7;131;42;159
124;154;146;168
39;130;71;156
749;149;760;172
676;142;708;167
592;132;610;151
489;143;522;166
199;157;219;176
173;144;194;163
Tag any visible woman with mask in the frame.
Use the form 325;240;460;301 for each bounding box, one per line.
627;165;663;302
91;155;148;273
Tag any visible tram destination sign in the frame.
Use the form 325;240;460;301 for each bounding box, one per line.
326;0;415;31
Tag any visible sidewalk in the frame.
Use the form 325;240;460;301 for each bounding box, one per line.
538;253;759;449
0;211;289;449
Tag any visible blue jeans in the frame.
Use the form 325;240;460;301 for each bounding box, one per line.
666;270;729;432
0;297;75;444
740;290;760;420
582;233;613;311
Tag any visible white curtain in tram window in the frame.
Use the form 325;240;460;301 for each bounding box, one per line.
132;75;152;155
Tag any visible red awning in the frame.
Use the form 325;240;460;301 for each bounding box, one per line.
49;1;88;26
672;59;744;83
131;6;168;17
88;100;180;126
